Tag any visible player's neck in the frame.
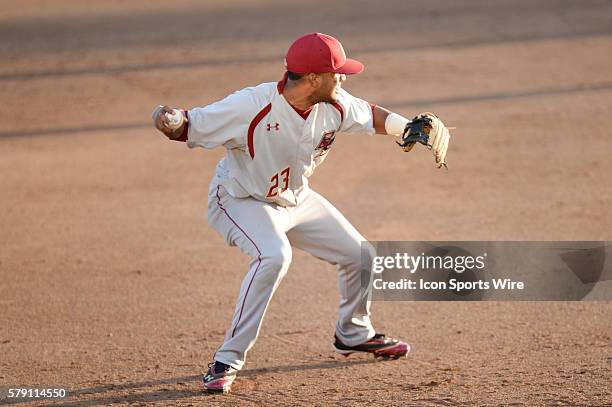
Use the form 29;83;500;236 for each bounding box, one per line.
283;80;317;111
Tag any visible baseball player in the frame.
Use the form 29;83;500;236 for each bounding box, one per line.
152;33;450;393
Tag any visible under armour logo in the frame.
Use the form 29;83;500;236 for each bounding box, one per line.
266;123;280;131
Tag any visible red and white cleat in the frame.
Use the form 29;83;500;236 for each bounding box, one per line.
203;361;237;393
333;333;410;360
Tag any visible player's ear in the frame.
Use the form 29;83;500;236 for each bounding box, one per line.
306;73;322;89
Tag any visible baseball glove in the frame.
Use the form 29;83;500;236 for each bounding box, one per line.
397;112;450;168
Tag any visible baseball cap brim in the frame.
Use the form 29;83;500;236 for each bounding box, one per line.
332;58;364;75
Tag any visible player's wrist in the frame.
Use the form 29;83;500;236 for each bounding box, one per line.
384;113;410;136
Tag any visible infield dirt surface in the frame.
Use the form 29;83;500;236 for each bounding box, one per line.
1;0;611;405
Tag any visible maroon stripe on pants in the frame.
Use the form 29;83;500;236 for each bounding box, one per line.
215;185;262;338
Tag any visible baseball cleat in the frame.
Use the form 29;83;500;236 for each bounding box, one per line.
333;333;410;360
202;361;237;393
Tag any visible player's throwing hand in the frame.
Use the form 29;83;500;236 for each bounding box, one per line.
152;105;187;140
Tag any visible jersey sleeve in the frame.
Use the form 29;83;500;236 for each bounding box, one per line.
186;86;267;149
335;88;375;136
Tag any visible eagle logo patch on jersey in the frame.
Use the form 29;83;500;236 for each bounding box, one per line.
315;130;336;157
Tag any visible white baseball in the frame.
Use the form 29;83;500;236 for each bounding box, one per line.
165;109;184;130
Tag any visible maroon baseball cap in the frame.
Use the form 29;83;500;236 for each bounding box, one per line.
285;33;364;75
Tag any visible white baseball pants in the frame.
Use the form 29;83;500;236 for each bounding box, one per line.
207;182;375;370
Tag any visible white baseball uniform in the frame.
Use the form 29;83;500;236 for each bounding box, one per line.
182;74;377;370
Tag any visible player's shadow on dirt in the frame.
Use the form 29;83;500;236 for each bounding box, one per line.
3;359;377;406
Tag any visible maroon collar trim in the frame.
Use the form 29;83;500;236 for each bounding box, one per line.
291;105;312;120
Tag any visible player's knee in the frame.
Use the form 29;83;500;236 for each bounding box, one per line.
361;242;376;271
259;246;292;280
341;241;374;272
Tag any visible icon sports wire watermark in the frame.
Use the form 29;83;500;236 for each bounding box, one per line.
361;241;612;301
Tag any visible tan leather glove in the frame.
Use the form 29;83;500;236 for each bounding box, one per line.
397;112;450;169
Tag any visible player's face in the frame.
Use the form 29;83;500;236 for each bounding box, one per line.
315;73;346;103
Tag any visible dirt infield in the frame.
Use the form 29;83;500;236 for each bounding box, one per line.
1;0;611;405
